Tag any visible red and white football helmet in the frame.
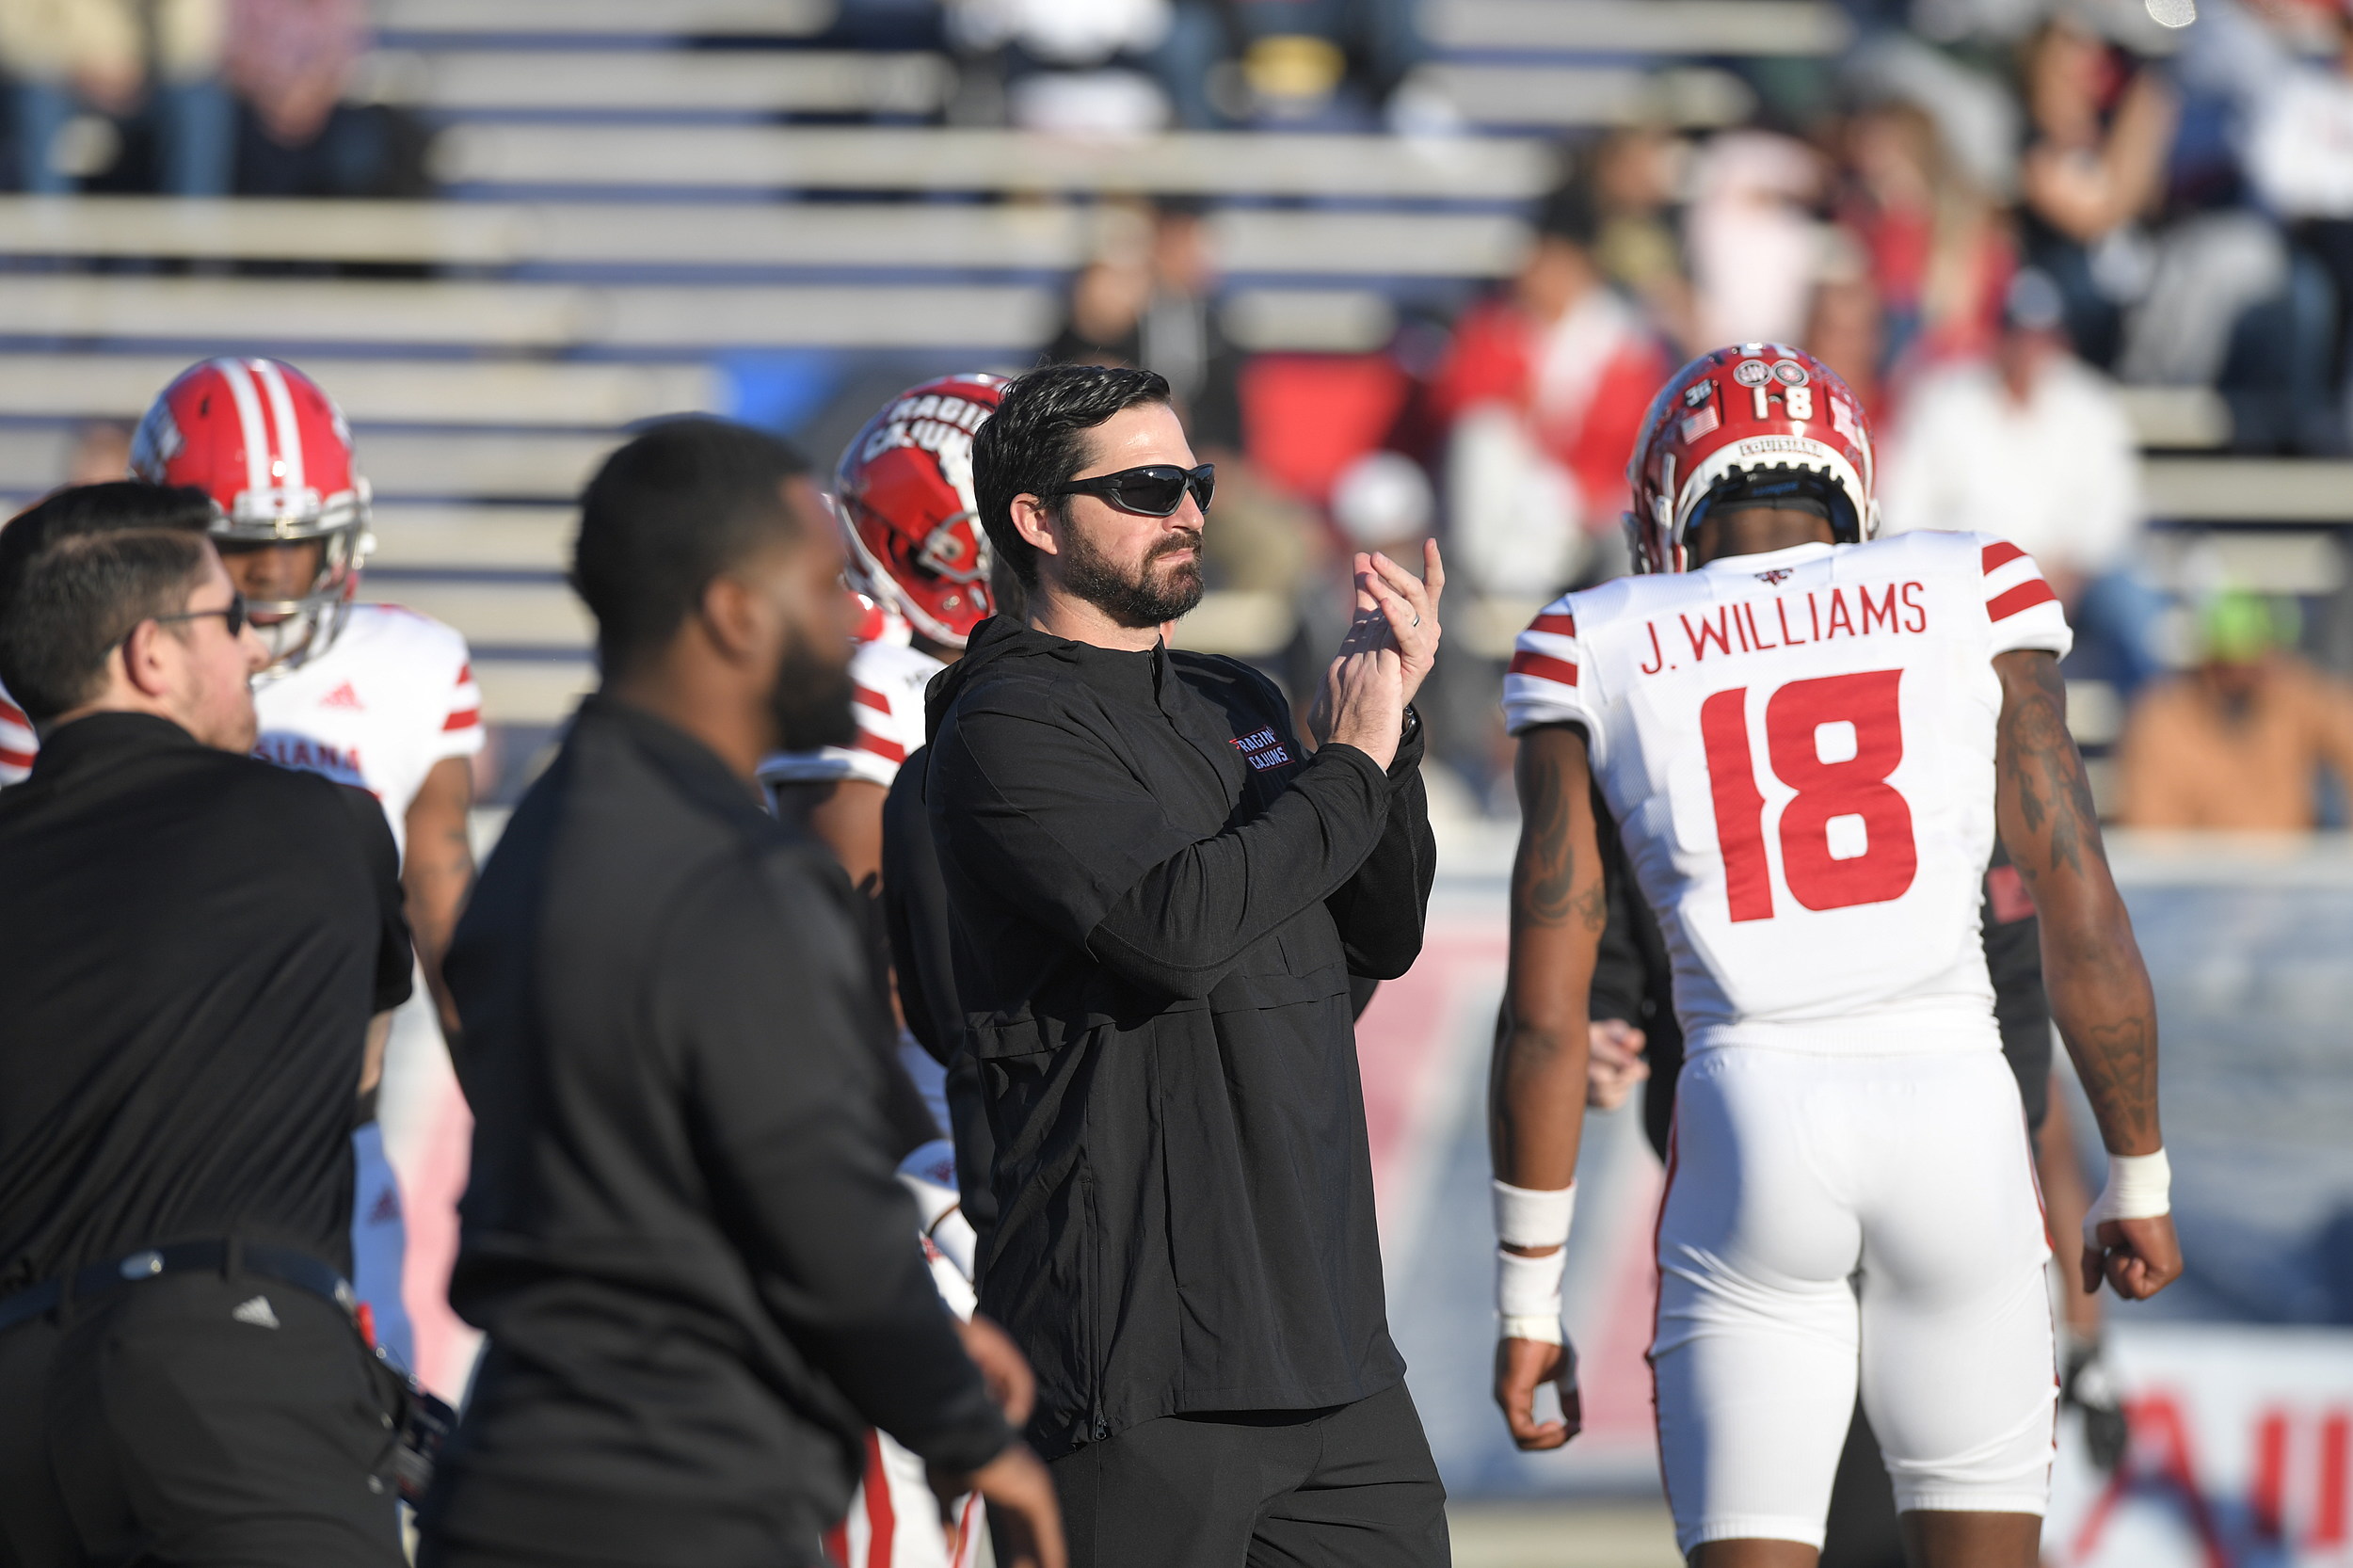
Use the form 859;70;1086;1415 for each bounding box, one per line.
1624;343;1876;575
129;357;373;672
833;373;1007;648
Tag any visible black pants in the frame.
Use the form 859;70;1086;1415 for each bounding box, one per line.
1051;1380;1449;1568
0;1267;405;1568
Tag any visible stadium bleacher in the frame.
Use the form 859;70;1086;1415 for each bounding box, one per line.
5;0;2345;774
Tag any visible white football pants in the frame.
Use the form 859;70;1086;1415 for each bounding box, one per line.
1652;1046;2057;1555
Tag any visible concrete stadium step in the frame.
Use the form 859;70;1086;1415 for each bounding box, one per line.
0;424;616;501
363;577;590;648
0;273;1401;354
0;355;718;427
427;125;1554;200
0;273;1054;350
376;0;830;38
0;196;1529;278
1420;63;1753;129
461;658;596;727
359;48;952;118
1427;0;1853;55
367;504;574;569
2143;458;2353;521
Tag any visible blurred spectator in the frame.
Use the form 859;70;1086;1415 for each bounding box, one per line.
225;0;422;198
1801;261;1890;423
0;0;230;194
2016;18;2175;371
1881;268;2161;684
1226;0;1425;130
2117;591;2353;829
1430;182;1673;597
1043;201;1242;450
946;0;1220;131
1687;129;1829;348
64;419;130;485
1837;99;2012;371
1589;126;1698;354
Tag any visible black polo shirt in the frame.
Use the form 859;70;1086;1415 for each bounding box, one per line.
0;712;411;1295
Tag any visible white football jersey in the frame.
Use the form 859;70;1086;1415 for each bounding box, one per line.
1503;532;2072;1053
251;602;483;856
760;637;940;795
0;685;31;786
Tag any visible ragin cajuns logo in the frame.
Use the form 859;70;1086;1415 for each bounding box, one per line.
1755;568;1793;585
1233;727;1293;772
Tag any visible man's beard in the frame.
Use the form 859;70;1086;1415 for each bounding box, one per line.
770;624;860;753
1059;522;1206;630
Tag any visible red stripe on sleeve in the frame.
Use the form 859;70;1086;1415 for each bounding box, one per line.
1508;649;1579;687
441;708;482;731
853;730;907;764
455;662;473;685
1981;540;2026;574
0;696;26;727
0;746;33;770
853;684;891;714
1987;580;2058;622
1529;612;1577;639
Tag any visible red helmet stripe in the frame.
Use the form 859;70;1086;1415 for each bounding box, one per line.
251;358;307;496
209;357;273;504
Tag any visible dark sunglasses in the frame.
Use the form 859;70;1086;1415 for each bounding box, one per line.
1054;463;1215;518
150;591;249;639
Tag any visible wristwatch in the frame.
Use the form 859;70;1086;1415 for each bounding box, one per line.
1400;704;1422;745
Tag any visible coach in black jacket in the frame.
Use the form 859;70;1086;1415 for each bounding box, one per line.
928;365;1447;1568
418;421;1061;1568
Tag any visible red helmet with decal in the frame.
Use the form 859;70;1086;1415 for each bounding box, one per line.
1624;343;1876;574
833;373;1007;649
129;357;372;672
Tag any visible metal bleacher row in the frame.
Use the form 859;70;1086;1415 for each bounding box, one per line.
2;0;2342;767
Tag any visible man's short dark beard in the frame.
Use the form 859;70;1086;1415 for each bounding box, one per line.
1057;518;1205;630
770;622;858;752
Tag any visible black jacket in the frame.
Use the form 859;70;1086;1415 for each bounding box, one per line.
0;713;409;1291
923;616;1435;1458
425;697;1007;1566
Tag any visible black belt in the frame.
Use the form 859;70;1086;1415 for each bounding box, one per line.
0;1240;355;1336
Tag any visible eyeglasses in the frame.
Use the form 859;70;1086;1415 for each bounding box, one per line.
1053;463;1215;518
151;592;249;639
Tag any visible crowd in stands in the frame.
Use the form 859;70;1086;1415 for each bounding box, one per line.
14;0;2353;827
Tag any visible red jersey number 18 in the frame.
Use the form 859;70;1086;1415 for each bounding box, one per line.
1699;669;1917;923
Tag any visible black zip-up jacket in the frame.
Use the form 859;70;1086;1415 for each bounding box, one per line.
923;616;1435;1459
424;697;1008;1565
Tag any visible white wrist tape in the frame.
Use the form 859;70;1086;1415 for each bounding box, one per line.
2084;1148;2170;1242
1492;1179;1577;1250
1497;1247;1566;1344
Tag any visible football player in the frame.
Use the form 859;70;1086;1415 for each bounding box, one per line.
760;373;1007;1568
130;358;483;1375
1490;344;2181;1567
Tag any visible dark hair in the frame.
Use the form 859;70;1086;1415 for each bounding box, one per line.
970;363;1171;589
571;417;812;675
0;481;216;601
0;529;211;721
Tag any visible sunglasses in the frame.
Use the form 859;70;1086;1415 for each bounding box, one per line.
1054;463;1215;518
150;591;249;639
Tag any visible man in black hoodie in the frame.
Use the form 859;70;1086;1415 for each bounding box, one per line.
925;364;1448;1567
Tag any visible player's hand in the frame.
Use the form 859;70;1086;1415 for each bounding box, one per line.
1361;540;1444;708
963;1443;1066;1568
2081;1213;2182;1301
1494;1335;1582;1450
1586;1019;1650;1112
956;1313;1036;1428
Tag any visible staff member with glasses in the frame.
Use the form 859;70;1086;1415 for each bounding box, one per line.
0;491;416;1568
924;363;1451;1567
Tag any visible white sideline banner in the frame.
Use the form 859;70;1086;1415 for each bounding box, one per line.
2049;1323;2353;1568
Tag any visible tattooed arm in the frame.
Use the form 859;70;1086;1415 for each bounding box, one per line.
1993;649;2180;1300
1491;723;1609;1448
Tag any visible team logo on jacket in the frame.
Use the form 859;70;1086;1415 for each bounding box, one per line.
1233;728;1292;772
